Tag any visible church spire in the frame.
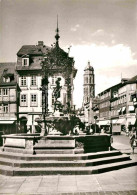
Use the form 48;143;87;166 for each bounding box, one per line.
55;15;60;47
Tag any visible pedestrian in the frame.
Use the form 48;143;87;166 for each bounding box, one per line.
129;128;136;154
128;123;132;136
73;123;79;135
101;127;105;134
86;125;90;135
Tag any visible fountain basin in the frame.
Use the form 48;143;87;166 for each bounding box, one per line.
2;133;112;154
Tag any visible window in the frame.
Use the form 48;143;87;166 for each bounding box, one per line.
89;77;91;84
20;94;27;106
31;94;37;106
31;76;37;86
22;58;29;66
3;89;8;96
21;76;27;86
3;104;8;113
86;77;88;84
3;77;10;83
52;76;57;85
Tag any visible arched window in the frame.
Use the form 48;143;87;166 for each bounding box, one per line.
86;77;88;83
89;77;91;84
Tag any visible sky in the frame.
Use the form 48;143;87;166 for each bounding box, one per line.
0;0;137;108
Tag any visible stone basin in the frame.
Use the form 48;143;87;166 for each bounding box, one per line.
2;133;112;154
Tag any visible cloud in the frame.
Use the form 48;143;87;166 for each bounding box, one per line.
68;43;137;108
70;24;80;32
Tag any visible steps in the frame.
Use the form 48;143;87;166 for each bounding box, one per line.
0;150;137;176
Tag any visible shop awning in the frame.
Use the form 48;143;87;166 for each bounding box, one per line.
116;118;126;124
112;119;118;124
0;121;15;124
128;106;135;111
127;118;136;125
98;120;110;125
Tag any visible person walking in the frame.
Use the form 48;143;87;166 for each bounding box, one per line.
130;128;136;154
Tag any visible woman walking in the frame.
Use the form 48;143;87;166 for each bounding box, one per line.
130;128;136;154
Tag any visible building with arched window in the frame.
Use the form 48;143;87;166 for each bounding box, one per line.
15;25;77;133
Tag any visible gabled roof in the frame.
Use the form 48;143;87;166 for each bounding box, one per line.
17;45;50;56
128;75;137;82
0;62;17;85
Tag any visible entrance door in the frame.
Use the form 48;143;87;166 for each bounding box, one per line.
20;117;27;133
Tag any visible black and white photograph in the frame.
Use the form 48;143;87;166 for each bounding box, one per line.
0;0;137;194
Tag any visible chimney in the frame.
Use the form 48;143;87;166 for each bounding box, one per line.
38;41;44;46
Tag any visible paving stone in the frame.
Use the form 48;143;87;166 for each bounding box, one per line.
103;192;113;195
98;192;106;195
59;184;77;191
92;192;99;195
18;187;39;194
128;190;137;195
101;184;125;191
120;183;137;191
111;192;119;195
77;183;101;192
118;191;131;195
59;176;76;181
0;189;18;194
97;178;118;185
37;186;58;193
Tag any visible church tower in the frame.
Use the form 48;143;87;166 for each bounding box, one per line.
83;61;95;123
83;61;95;104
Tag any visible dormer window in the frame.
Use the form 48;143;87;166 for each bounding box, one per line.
22;58;29;66
3;77;10;83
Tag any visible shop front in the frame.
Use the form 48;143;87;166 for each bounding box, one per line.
98;120;110;133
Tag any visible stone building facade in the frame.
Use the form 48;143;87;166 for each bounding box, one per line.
0;63;19;134
95;76;137;133
0;25;77;134
15;27;77;133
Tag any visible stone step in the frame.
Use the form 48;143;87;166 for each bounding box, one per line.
3;147;84;154
0;159;136;176
0;150;121;161
34;148;84;154
0;154;130;168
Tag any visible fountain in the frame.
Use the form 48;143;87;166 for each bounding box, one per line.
1;75;111;155
0;23;135;176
